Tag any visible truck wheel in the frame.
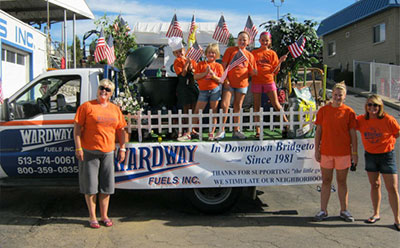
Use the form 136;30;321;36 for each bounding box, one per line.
184;187;242;214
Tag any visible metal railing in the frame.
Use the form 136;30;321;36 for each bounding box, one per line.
354;60;400;101
125;107;317;142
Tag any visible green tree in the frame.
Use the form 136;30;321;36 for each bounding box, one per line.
68;35;83;64
259;14;322;84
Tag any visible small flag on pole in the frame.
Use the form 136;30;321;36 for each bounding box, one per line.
244;16;258;44
186;41;203;62
105;35;116;65
212;15;230;45
94;29;107;63
187;15;196;48
220;49;248;83
166;14;183;38
288;34;306;58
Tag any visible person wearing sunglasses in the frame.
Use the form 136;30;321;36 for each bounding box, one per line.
356;94;400;231
313;82;358;222
73;79;127;228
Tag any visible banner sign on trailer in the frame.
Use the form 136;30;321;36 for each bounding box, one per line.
115;139;322;189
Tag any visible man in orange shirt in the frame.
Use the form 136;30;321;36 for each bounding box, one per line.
313;83;358;222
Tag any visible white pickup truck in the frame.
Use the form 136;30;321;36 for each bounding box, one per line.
0;47;321;213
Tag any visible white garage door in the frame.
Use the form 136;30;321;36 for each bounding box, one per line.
1;45;30;98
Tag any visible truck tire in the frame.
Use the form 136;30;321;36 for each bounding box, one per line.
184;187;242;214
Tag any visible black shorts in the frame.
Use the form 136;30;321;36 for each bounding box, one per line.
364;150;397;174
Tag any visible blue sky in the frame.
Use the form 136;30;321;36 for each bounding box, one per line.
51;0;359;45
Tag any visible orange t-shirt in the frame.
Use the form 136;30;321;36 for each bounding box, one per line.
251;48;279;84
356;114;400;154
222;47;256;88
195;61;224;91
74;100;127;153
173;57;197;76
315;104;357;156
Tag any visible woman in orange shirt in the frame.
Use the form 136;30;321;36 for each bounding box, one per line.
74;79;127;228
251;31;288;138
313;83;358;222
356;94;400;231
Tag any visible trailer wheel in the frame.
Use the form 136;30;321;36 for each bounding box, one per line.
185;187;242;214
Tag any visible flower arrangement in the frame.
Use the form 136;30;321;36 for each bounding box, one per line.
113;90;144;115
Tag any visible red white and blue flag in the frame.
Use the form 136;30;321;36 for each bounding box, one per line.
188;15;196;44
220;49;248;83
166;14;183;38
186;41;203;62
212;15;230;45
94;29;107;63
288;34;306;58
106;34;116;64
244;16;258;44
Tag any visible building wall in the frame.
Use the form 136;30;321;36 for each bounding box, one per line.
0;10;47;98
322;8;400;72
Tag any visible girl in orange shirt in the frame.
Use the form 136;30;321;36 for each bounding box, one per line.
356;94;400;230
313;83;358;222
251;31;288;137
216;31;256;140
191;43;224;140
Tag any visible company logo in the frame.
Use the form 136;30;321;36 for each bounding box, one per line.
20;128;73;151
364;127;382;144
115;145;199;183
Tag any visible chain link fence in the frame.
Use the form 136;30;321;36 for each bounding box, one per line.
354;61;400;101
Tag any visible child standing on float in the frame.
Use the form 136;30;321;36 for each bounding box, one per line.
191;43;224;140
169;37;199;141
251;31;288;138
216;31;257;140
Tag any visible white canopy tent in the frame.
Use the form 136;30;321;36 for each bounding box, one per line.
133;22;228;76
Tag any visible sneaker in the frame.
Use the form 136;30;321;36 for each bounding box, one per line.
340;210;355;222
313;210;328;222
215;131;225;141
177;134;191;141
232;130;246;140
208;133;215;141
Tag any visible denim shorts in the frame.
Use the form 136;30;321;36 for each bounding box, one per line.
198;85;222;102
364;150;397;174
226;86;248;94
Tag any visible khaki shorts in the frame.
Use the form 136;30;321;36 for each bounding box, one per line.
320;155;351;170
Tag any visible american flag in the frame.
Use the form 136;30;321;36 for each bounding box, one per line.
187;15;196;48
94;29;107;63
166;14;183;38
212;15;230;45
244;16;258;44
186;41;203;62
288;34;306;58
220;49;248;83
105;34;116;64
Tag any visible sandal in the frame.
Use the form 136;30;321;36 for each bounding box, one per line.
365;216;380;224
394;223;400;231
89;220;100;229
102;219;113;227
255;133;260;139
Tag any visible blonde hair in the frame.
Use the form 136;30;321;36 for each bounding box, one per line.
365;94;385;119
99;78;115;93
332;81;347;93
205;43;220;58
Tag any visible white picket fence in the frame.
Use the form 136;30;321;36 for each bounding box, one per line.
125;107;317;142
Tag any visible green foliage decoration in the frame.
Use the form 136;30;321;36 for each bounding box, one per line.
259;14;322;84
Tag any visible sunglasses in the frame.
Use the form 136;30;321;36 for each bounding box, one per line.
367;103;379;107
98;86;111;92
